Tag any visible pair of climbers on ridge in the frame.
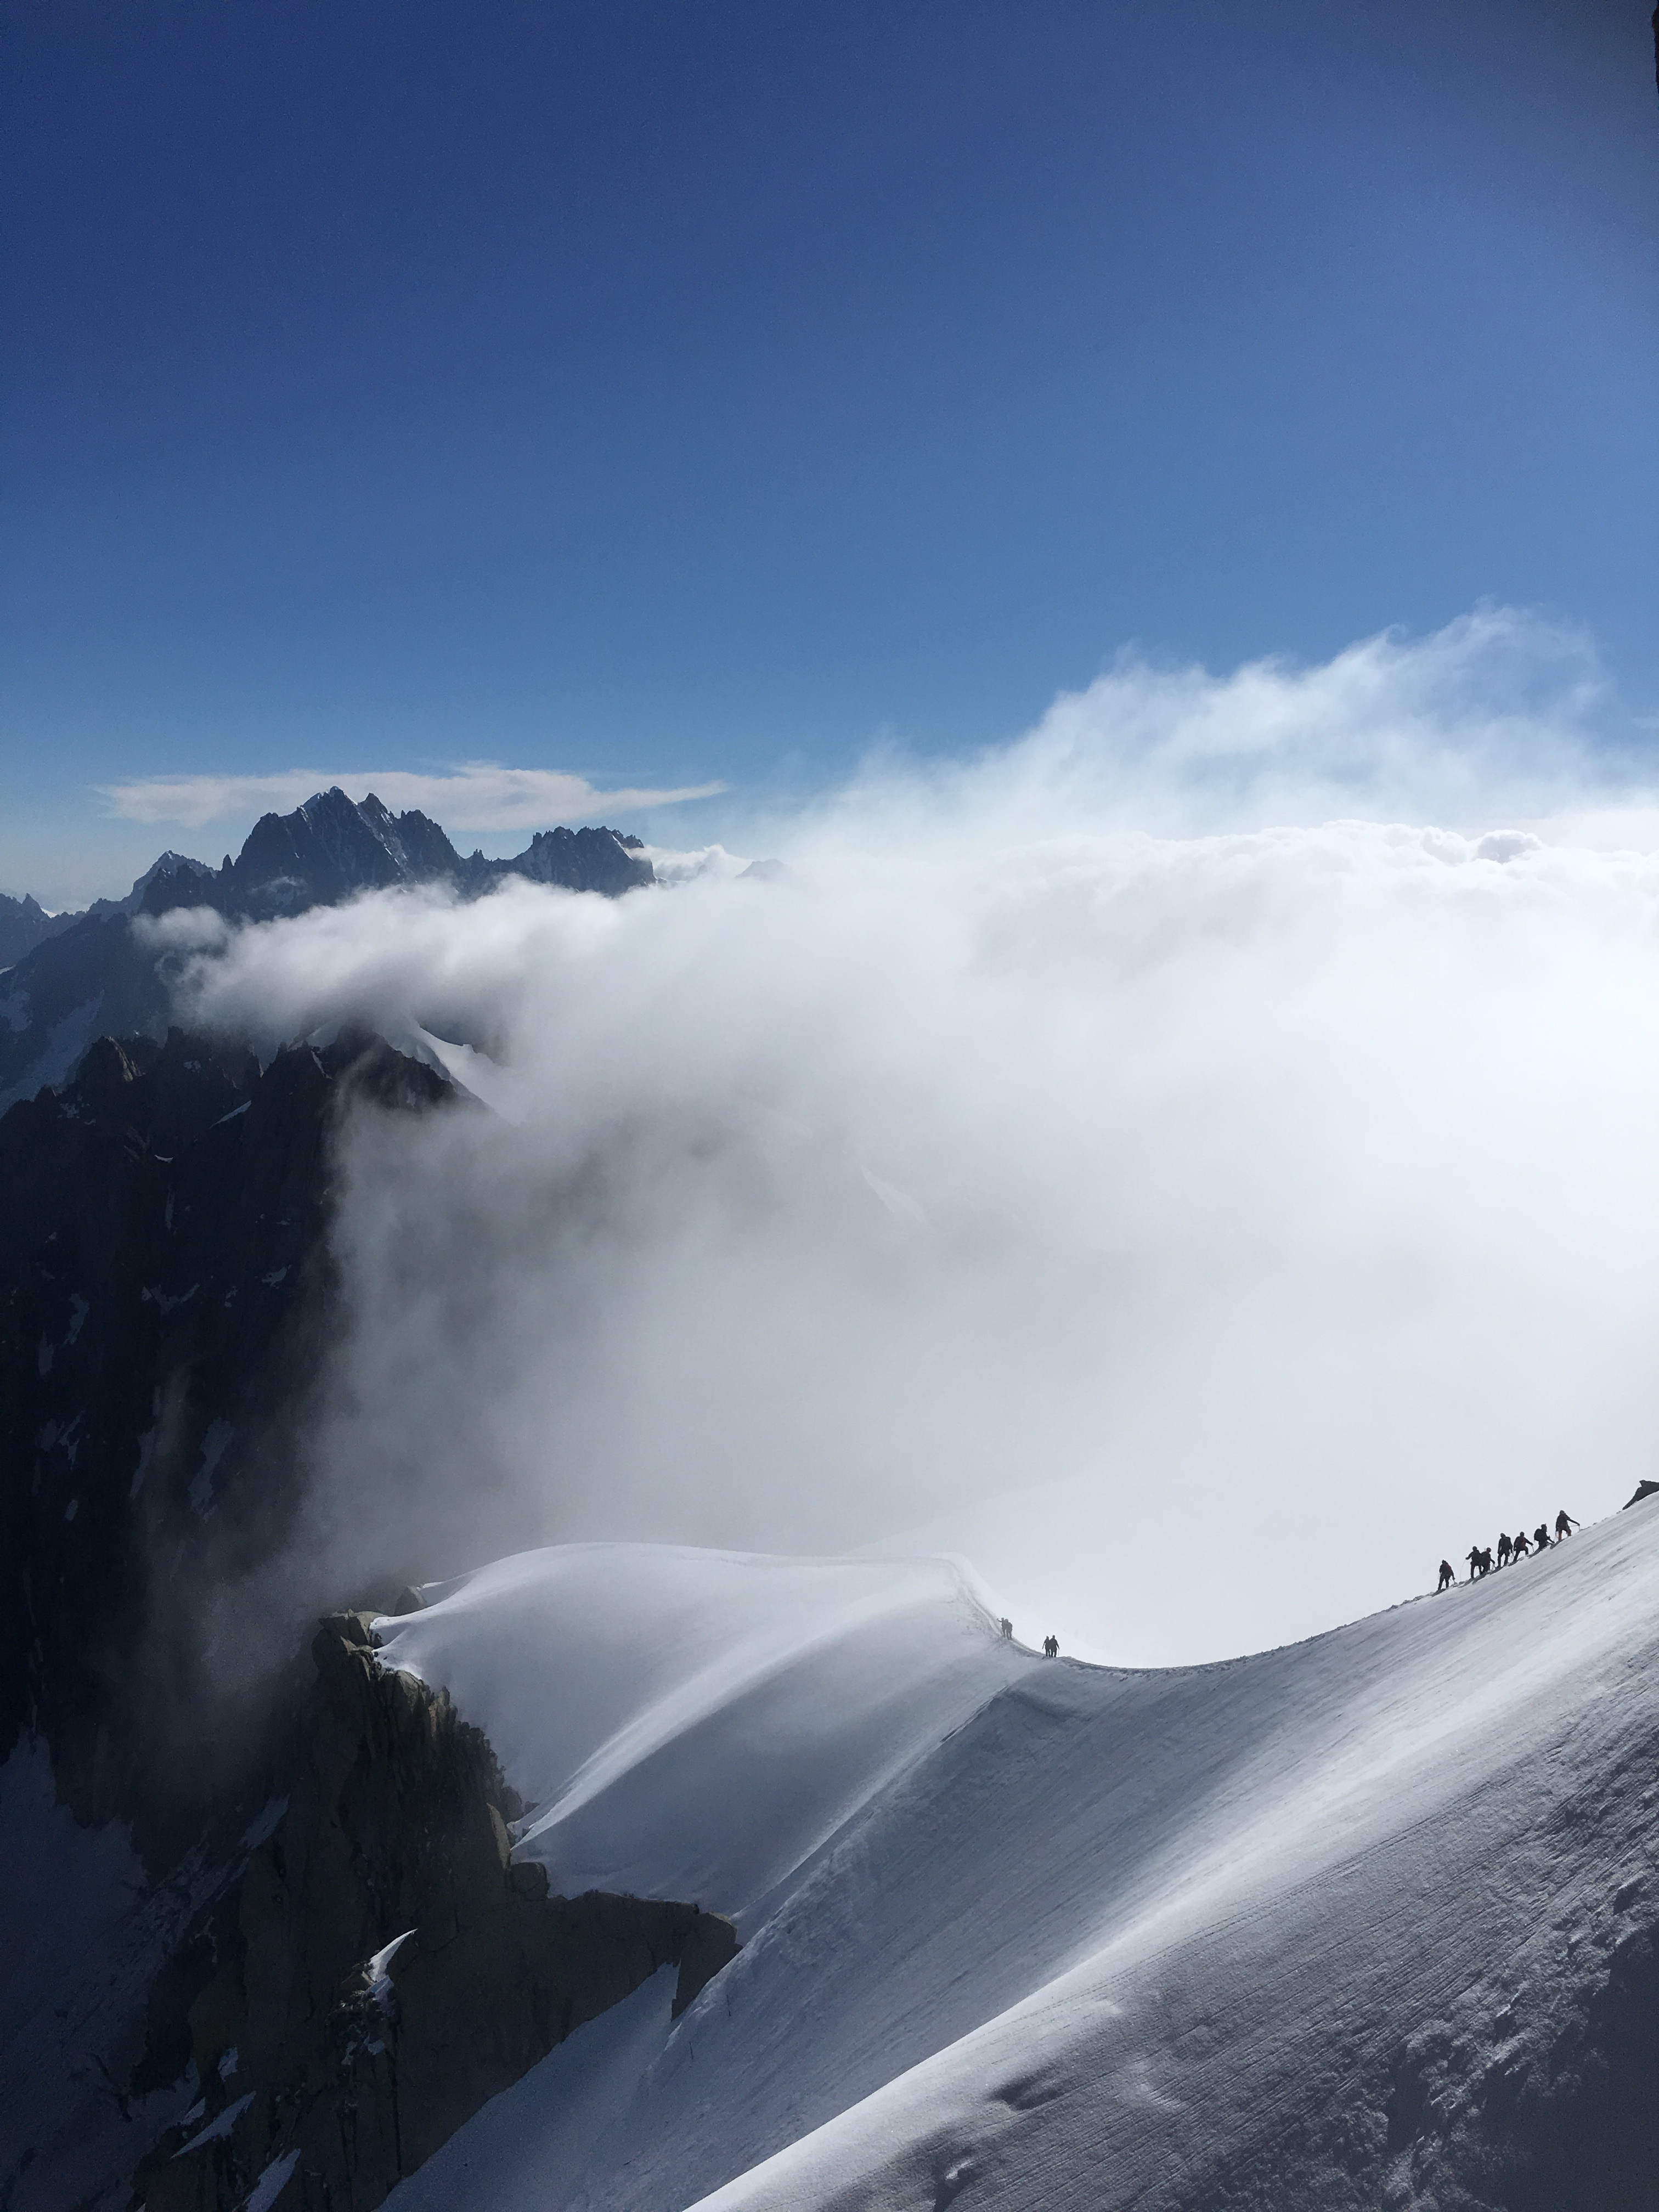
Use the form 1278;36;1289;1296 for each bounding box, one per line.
1000;1621;1059;1655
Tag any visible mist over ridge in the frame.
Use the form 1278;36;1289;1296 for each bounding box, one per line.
162;612;1659;1665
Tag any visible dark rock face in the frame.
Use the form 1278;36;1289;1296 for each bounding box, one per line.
1625;1480;1657;1509
0;1028;455;1865
136;1612;738;2212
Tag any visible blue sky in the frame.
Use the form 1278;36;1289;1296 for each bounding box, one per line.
3;0;1656;903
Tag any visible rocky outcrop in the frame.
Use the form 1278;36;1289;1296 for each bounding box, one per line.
1626;1480;1658;1509
134;1612;738;2212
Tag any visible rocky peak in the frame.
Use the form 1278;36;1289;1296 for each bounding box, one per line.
216;787;465;921
119;851;219;918
501;823;656;896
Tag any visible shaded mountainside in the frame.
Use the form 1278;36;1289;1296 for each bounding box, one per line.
0;789;652;1108
0;1025;455;1867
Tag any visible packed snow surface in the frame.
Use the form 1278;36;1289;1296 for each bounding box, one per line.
376;1518;1659;2211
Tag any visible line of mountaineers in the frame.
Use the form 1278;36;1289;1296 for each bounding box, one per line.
1002;1509;1587;1661
1435;1509;1579;1593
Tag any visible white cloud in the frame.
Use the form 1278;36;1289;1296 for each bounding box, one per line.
168;612;1659;1668
819;603;1647;845
100;760;726;831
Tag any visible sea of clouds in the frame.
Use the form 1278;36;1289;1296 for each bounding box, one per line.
156;608;1659;1663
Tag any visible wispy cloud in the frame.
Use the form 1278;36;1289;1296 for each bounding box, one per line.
99;761;727;832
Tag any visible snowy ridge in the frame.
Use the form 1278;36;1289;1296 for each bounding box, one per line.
377;1546;1028;1920
375;1516;1659;2211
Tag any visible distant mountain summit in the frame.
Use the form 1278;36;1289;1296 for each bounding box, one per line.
98;849;220;918
140;786;654;921
0;789;654;1108
222;788;460;915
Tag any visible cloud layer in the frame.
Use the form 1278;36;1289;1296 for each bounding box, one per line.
102;761;725;831
162;613;1659;1664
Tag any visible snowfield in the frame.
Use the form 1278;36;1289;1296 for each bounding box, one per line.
375;1513;1659;2212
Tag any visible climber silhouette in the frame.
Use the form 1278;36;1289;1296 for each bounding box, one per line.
1437;1559;1455;1592
1496;1532;1513;1568
1512;1530;1531;1559
1533;1523;1550;1552
1555;1510;1579;1539
1042;1633;1059;1658
1466;1544;1483;1581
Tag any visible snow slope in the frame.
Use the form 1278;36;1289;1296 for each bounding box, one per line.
376;1516;1659;2212
376;1547;1029;1923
